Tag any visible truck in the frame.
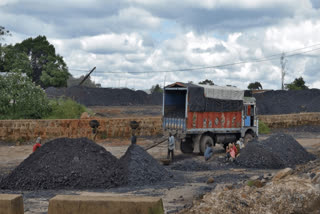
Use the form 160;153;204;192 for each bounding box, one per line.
162;82;258;154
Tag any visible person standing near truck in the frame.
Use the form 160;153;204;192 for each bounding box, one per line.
168;133;175;161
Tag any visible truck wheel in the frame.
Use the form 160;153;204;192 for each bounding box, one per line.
200;135;213;154
180;139;194;154
244;133;253;145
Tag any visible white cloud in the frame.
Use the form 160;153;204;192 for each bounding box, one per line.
80;33;145;54
1;0;320;90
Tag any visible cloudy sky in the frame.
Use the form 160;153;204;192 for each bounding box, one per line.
1;0;320;90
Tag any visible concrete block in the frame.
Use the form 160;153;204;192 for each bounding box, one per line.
0;194;24;214
48;195;164;214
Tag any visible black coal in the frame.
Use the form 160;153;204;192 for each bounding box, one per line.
254;89;320;115
0;138;170;190
171;160;213;171
113;144;171;186
0;138;119;190
45;86;162;106
237;133;316;169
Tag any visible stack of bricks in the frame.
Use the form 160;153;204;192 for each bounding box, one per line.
1;112;320;143
0;117;162;142
259;112;320;129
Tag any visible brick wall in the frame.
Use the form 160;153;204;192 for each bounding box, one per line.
0;117;162;142
259;112;320;128
1;113;319;142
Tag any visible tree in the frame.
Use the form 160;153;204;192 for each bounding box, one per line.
285;77;308;90
247;82;263;90
40;55;69;87
199;79;214;85
150;84;163;93
67;75;101;88
0;72;50;119
14;35;70;87
0;26;10;40
0;45;32;76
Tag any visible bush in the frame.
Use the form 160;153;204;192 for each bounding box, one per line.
259;120;270;134
46;98;87;119
0;72;50;119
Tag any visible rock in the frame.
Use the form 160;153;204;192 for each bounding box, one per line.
261;179;267;183
225;184;233;190
272;168;293;181
206;177;214;184
249;175;260;180
311;172;320;184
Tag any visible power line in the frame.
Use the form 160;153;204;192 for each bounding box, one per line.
69;43;320;75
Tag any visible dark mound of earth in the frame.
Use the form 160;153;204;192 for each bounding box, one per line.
45;86;162;106
237;133;316;169
254;89;320;115
171;159;212;171
113;144;171;186
0;138;119;190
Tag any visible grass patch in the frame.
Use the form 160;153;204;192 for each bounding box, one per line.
45;98;87;119
259;120;270;134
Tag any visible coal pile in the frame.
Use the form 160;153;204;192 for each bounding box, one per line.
237;133;316;169
45;86;162;106
171;160;212;171
254;89;320;115
0;138;119;190
113;144;171;186
236;140;286;169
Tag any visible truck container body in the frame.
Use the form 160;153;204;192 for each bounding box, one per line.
163;82;258;154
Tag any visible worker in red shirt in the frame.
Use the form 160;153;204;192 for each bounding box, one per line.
33;137;42;152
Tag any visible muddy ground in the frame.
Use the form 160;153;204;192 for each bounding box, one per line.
0;126;319;214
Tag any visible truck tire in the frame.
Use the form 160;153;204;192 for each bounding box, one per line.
200;135;214;154
244;133;253;145
180;139;194;154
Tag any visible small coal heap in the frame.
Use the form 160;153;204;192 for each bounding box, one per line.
0;138;119;190
113;144;171;186
237;133;316;169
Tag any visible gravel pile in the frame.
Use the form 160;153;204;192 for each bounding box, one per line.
254;89;320;115
171;159;212;171
46;86;162;106
237;133;316;169
113;144;171;186
0;138;119;190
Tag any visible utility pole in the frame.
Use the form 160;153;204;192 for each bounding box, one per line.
280;53;287;90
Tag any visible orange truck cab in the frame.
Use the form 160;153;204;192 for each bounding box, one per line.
162;82;258;154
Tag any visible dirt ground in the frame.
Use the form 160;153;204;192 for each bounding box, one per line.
89;105;162;118
0;127;319;214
